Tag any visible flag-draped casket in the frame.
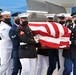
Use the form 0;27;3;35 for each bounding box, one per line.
28;22;71;49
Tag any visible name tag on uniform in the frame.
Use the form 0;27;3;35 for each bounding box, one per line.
20;42;27;45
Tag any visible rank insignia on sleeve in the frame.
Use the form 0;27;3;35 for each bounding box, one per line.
12;35;16;38
20;31;25;35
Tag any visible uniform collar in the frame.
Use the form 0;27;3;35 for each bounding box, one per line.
14;23;19;27
0;21;5;25
0;21;11;27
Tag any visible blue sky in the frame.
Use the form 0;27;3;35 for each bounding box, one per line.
0;0;27;13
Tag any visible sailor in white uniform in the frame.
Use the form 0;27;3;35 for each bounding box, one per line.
0;8;3;66
0;11;13;75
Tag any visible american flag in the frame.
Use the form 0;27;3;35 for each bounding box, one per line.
28;22;71;49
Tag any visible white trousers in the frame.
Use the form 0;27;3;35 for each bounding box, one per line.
0;58;1;66
0;42;1;65
58;49;64;75
36;55;49;75
0;56;1;66
20;58;36;75
0;52;13;75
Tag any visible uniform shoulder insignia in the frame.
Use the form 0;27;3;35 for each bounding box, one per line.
20;31;25;35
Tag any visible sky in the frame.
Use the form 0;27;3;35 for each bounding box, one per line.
0;0;27;14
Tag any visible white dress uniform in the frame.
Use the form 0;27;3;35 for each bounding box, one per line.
0;23;1;66
0;42;1;65
0;21;13;75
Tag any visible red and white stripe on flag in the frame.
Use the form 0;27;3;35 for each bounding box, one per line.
28;22;71;49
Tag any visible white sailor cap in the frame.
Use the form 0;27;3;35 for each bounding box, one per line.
45;14;55;18
57;13;65;17
64;13;72;18
18;13;29;18
1;11;11;15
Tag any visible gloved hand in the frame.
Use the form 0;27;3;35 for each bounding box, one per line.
34;38;39;43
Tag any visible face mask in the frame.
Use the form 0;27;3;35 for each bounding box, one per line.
59;21;65;25
66;20;72;24
15;19;20;25
22;21;28;26
4;18;11;23
4;18;12;26
66;20;72;23
74;20;76;24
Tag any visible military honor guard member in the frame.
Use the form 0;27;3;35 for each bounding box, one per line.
0;11;13;75
35;14;55;75
57;13;66;75
16;13;37;75
9;12;22;75
63;6;76;75
47;14;60;75
0;8;2;65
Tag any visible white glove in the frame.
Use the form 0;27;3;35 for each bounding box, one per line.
35;38;39;43
69;41;71;44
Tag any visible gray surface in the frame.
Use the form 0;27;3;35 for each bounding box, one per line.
27;0;47;12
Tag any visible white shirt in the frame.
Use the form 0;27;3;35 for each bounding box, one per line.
0;21;12;54
73;23;76;28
